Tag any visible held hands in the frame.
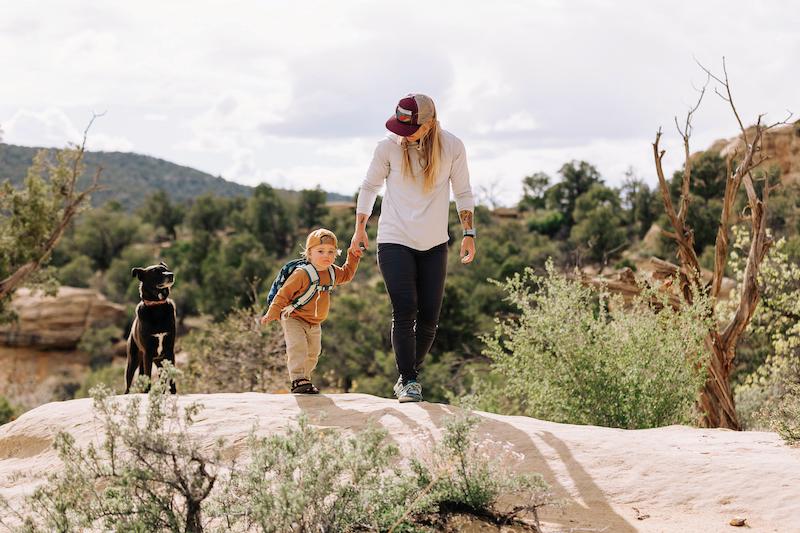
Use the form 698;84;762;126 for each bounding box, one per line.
460;237;476;264
349;229;369;256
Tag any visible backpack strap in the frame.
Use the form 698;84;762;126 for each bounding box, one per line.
281;264;321;318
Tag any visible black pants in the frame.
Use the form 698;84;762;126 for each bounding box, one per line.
377;242;448;383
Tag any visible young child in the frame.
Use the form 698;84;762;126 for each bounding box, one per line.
261;228;362;394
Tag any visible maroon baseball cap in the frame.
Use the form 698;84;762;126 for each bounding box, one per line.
385;94;436;137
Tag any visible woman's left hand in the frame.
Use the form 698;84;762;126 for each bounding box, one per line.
460;237;476;264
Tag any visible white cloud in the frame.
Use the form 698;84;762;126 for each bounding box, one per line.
0;0;797;204
2;108;134;152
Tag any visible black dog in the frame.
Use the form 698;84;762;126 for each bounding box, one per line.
125;262;177;394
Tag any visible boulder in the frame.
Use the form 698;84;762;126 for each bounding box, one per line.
0;287;127;350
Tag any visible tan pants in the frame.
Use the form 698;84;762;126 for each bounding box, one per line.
281;316;322;381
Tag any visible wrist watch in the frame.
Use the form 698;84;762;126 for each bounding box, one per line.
463;229;476;238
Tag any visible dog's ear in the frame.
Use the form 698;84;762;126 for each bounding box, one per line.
131;267;144;279
159;261;169;269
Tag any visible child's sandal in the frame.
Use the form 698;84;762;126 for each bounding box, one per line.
291;378;320;394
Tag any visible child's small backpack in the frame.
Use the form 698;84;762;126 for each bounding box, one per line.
264;259;336;316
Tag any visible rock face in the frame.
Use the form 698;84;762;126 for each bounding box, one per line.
708;121;800;184
0;287;127;350
1;393;799;533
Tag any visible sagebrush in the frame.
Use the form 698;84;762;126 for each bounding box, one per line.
471;260;712;429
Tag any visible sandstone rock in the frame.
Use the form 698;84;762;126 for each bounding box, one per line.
708;121;800;185
0;287;126;350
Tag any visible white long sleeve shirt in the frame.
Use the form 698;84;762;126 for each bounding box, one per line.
356;130;475;251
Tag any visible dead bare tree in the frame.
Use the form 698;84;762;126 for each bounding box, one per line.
653;59;790;429
0;115;103;302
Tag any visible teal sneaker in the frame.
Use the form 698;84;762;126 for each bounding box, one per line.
393;376;403;398
397;380;423;403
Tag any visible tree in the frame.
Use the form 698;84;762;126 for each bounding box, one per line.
184;193;229;234
138;190;184;239
298;186;329;229
545;160;603;228
518;172;550;212
569;184;628;264
621;169;659;239
652;60;789;429
244;184;295;256
71;202;147;270
0;119;101;319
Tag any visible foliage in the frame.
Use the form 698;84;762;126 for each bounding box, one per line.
727;227;800;430
77;325;123;369
213;412;550;532
412;414;551;528
75;363;125;398
518;172;550;212
0;145;96;320
137;190;185;239
298;187;329;229
4;370;550;532
70;201;151;271
55;255;93;288
620;171;660;239
0;396;16;425
525;210;564;237
770;383;800;445
471;260;712;428
544;160;603;230
5;367;222;533
181;307;286;393
569;184;628;264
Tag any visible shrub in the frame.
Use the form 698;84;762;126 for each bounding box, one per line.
410;413;551;528
75;363;125;398
55;255;93;288
0;396;15;425
5;367;222;533
770;382;800;445
181;307;286;393
4;369;551;532
77;325;123;369
471;260;712;428
727;228;800;430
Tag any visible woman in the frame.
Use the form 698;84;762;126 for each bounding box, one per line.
349;93;476;403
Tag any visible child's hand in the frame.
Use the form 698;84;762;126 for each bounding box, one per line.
259;315;271;325
352;247;364;259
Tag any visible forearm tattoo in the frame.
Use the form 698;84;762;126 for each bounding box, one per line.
356;213;368;229
459;210;474;230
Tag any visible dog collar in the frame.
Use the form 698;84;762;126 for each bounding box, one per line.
142;299;169;306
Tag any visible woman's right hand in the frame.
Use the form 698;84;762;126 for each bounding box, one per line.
350;228;369;254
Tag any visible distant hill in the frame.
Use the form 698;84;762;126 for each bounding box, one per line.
0;143;351;210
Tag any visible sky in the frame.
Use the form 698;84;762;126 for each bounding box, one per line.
1;1;798;206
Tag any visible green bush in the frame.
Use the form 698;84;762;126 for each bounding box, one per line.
5;369;551;532
4;368;222;533
0;396;15;425
470;260;712;429
75;363;125;398
77;325;123;369
55;255;94;288
181;307;286;393
770;383;800;445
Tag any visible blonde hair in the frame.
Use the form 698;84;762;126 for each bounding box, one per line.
401;117;442;193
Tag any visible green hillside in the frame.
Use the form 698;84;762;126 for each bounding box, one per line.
0;143;351;210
